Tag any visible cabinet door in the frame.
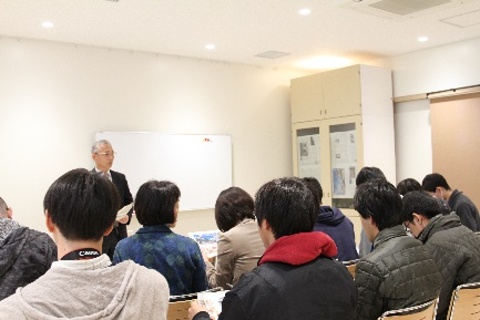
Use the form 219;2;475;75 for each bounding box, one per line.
323;65;362;118
291;73;324;123
325;116;364;208
291;121;331;205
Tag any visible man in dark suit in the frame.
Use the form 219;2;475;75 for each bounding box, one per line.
91;139;133;259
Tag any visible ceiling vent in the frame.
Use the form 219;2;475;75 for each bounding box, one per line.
255;51;290;59
337;0;474;20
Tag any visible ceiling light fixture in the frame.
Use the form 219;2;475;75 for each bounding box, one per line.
205;44;216;50
41;21;54;28
417;36;429;42
299;8;311;15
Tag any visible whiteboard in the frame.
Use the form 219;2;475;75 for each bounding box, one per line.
95;132;232;211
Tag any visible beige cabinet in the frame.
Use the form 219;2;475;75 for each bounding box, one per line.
291;65;363;123
290;64;396;208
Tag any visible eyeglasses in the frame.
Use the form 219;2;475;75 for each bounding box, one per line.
403;220;413;236
95;152;116;157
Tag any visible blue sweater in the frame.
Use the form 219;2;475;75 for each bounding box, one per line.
113;225;208;295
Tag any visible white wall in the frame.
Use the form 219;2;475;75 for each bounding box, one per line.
394;99;432;183
385;36;480;184
0;37;308;235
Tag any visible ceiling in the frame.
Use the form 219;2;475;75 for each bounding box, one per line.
1;0;480;71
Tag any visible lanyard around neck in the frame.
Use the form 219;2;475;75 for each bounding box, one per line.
61;248;101;261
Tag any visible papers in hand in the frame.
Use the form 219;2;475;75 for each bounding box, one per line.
116;203;133;220
197;290;228;320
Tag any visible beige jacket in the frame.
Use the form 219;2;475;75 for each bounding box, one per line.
206;219;264;289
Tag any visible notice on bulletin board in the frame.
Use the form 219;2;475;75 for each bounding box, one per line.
297;132;320;179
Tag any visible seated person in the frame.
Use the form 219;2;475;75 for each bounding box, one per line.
189;177;357;320
0;196;57;301
422;173;480;231
402;190;480;320
354;179;442;320
113;180;208;295
0;169;169;319
205;187;264;289
356;166;387;258
303;177;358;261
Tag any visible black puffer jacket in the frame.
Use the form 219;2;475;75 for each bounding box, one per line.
356;225;442;320
0;226;57;300
418;214;480;320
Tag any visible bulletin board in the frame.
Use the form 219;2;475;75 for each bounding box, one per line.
95;132;233;211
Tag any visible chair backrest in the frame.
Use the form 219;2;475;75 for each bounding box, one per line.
167;300;192;320
342;259;358;278
377;298;438;320
446;281;480;320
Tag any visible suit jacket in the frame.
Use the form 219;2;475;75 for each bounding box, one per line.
91;168;133;239
110;170;134;239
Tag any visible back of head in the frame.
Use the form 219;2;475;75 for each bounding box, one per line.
254;177;316;239
215;187;255;232
302;177;323;206
397;178;422;196
356;166;386;187
43;168;121;241
353;178;402;230
422;173;451;192
134;180;180;226
401;190;443;222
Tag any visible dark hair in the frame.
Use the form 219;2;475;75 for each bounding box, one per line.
302;177;323;205
134;180;180;226
353;179;402;230
43;168;121;241
422;173;451;192
254;177;316;239
401;190;443;222
396;178;422;196
215;187;255;232
356;166;386;187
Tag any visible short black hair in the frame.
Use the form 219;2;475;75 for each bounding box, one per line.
254;177;316;239
353;179;402;231
43;168;121;241
401;190;443;222
302;177;323;205
134;180;180;226
215;187;255;232
356;166;386;187
396;178;422;196
422;173;451;192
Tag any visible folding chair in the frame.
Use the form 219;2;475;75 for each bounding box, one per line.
167;300;192;320
377;298;438;320
446;281;480;320
342;259;358;279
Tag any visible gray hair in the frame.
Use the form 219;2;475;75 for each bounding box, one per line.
91;139;112;154
0;197;8;217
